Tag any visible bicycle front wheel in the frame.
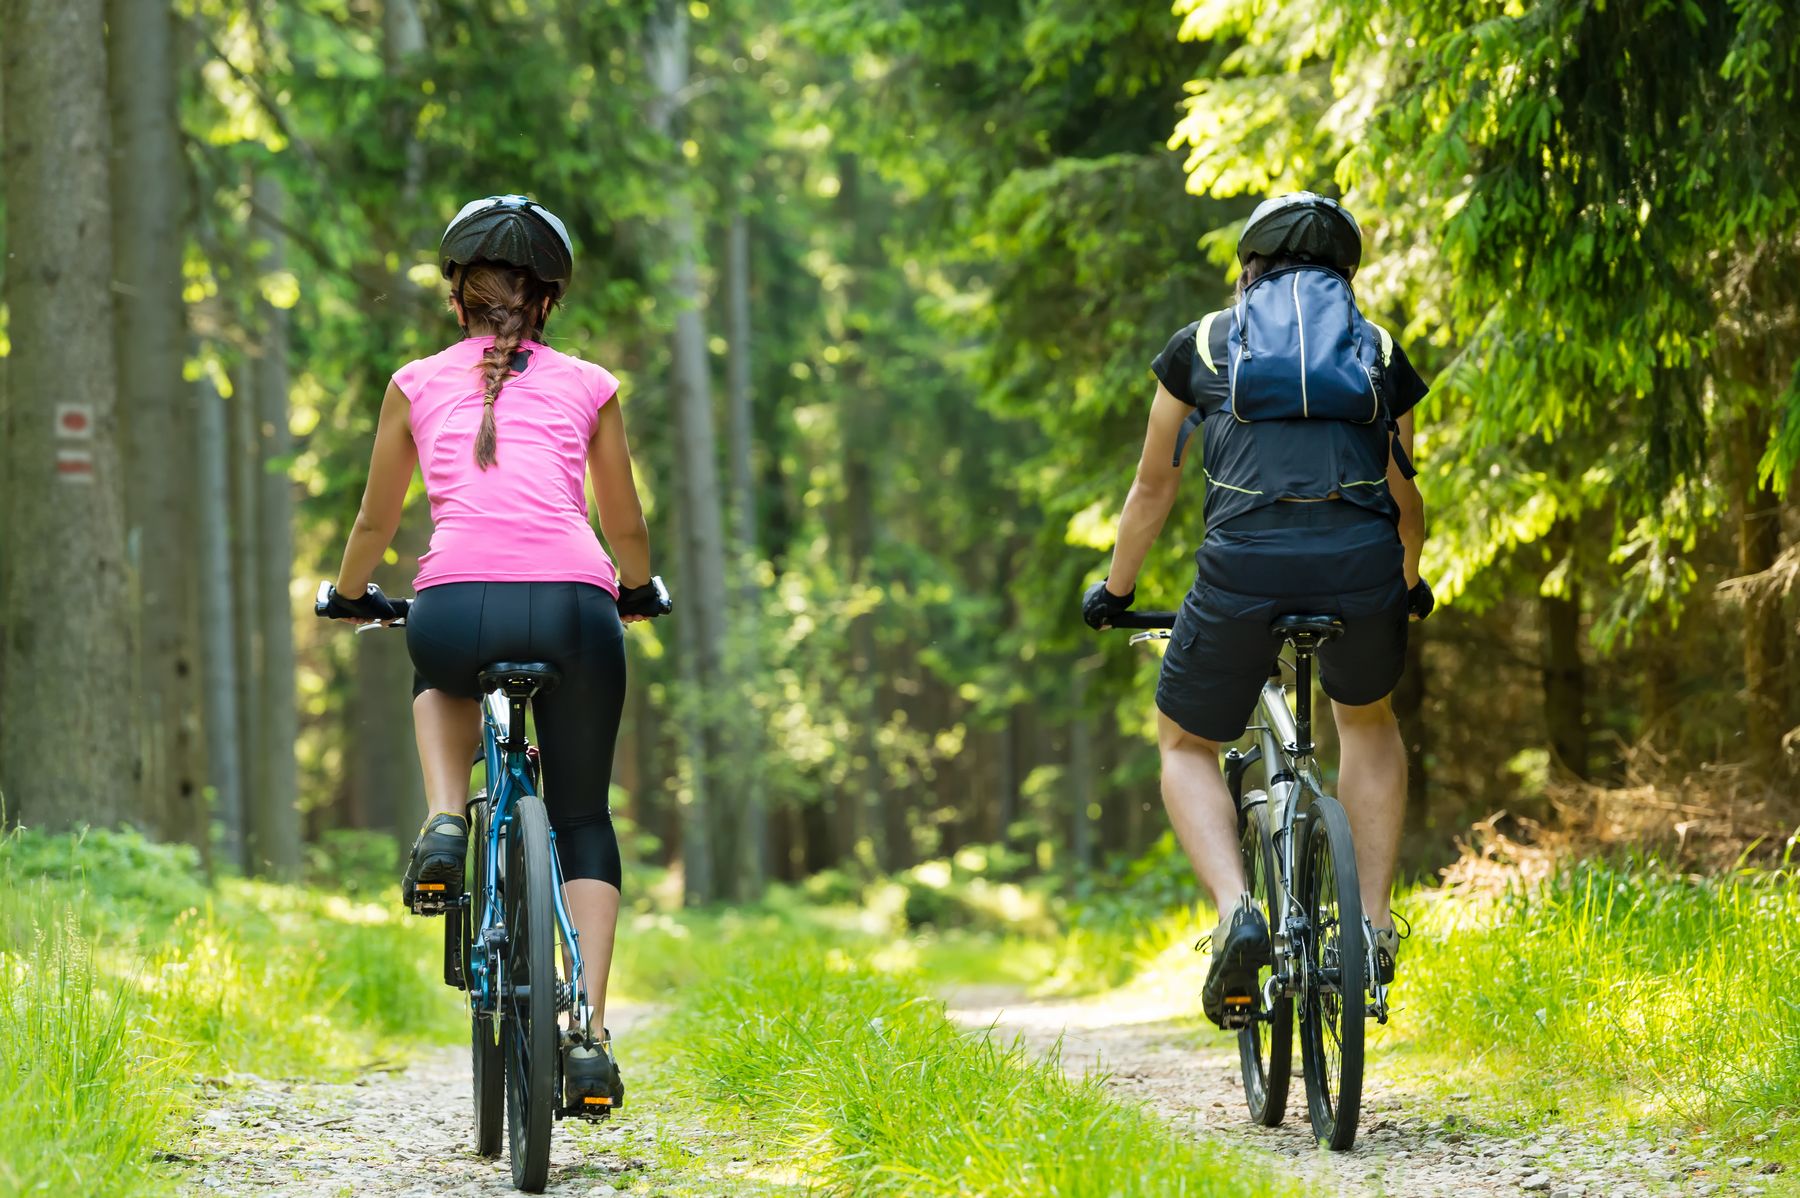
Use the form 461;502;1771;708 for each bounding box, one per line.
467;796;503;1159
1237;794;1292;1126
1298;794;1365;1150
503;794;559;1192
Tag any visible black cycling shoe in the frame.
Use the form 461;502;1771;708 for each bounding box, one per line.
564;1031;624;1116
1201;894;1272;1029
401;813;468;910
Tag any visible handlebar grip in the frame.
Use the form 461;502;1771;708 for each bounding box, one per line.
1107;610;1179;630
388;598;412;621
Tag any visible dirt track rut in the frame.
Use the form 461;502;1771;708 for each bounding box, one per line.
947;987;1772;1198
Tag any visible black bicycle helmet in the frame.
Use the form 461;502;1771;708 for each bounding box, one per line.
1236;192;1362;279
439;194;574;298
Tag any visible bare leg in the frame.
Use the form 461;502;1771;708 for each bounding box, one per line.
563;879;621;1031
1157;710;1246;915
1331;696;1406;927
412;690;482;819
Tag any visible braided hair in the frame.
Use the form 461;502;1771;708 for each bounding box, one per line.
453;263;555;470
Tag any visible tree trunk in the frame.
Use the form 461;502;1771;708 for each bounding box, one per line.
1735;419;1788;770
644;0;730;903
340;0;433;855
229;368;263;848
1539;517;1588;782
246;176;302;876
1067;660;1093;869
197;373;246;868
110;0;204;841
725;206;769;898
0;0;141;830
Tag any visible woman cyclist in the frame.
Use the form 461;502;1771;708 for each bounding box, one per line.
1082;193;1431;1028
320;194;666;1106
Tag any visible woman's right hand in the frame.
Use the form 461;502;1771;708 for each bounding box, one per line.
617;577;672;624
317;581;402;624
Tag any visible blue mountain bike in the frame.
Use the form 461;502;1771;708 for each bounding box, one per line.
315;584;615;1192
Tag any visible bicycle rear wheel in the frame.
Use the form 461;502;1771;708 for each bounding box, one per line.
467;796;503;1159
1237;794;1292;1126
503;794;558;1192
1298;794;1365;1150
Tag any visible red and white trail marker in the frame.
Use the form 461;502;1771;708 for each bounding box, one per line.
55;403;95;440
56;447;94;482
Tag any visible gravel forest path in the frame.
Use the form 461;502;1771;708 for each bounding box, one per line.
178;1005;695;1198
946;986;1782;1198
175;990;1784;1198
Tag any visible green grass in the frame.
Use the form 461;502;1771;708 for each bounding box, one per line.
0;827;457;1195
617;908;1309;1198
1383;858;1800;1125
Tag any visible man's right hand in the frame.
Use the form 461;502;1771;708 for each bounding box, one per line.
1407;578;1435;621
1082;578;1135;630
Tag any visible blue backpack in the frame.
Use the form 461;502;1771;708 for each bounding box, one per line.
1172;264;1400;467
1228;265;1387;423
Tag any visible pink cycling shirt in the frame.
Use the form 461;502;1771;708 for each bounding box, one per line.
395;336;620;596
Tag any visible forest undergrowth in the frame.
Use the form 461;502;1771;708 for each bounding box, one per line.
0;827;458;1195
5;825;1798;1194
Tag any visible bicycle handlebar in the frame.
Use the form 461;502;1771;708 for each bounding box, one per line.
314;580;410;626
1104;610;1177;630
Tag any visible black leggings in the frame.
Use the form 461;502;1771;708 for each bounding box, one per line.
406;581;626;889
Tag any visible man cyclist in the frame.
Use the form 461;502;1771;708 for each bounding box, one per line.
1081;193;1431;1027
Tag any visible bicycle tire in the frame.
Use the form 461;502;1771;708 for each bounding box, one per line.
1236;796;1292;1126
467;797;503;1159
1298;794;1365;1150
503;793;558;1192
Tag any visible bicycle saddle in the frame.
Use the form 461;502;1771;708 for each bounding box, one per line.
477;661;562;696
1270;614;1344;647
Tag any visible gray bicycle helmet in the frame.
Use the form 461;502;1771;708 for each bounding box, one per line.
439;194;574;297
1236;192;1362;279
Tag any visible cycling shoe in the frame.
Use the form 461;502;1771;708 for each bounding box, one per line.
1201;894;1271;1028
1371;922;1406;986
402;813;468;910
564;1031;624;1116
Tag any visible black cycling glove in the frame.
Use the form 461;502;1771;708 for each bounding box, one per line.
1081;579;1135;630
617;576;673;618
320;582;401;622
1407;578;1435;621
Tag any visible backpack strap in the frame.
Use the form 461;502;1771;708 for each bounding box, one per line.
1364;319;1417;480
1172;312;1230;466
1172;407;1204;467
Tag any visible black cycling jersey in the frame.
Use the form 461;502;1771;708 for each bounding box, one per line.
1151;314;1429;529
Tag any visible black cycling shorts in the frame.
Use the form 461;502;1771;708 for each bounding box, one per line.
406;580;626;889
1155;502;1407;743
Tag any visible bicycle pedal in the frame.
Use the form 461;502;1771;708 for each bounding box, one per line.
1220;994;1257;1030
409;884;465;917
562;1095;616;1120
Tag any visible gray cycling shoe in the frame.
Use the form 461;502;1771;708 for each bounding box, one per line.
1201;894;1271;1028
402;813;468;909
564;1031;624;1116
1371;924;1404;985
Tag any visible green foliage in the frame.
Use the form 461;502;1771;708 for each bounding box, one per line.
646;923;1310;1197
0;828;456;1193
0;912;182;1196
1393;857;1800;1122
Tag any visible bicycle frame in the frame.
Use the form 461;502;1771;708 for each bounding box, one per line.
1245;651;1389;1023
467;688;594;1040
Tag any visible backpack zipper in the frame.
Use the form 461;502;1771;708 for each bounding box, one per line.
1293;272;1308;418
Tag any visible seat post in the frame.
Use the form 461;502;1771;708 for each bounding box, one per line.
1292;648;1314;756
507;695;530;753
